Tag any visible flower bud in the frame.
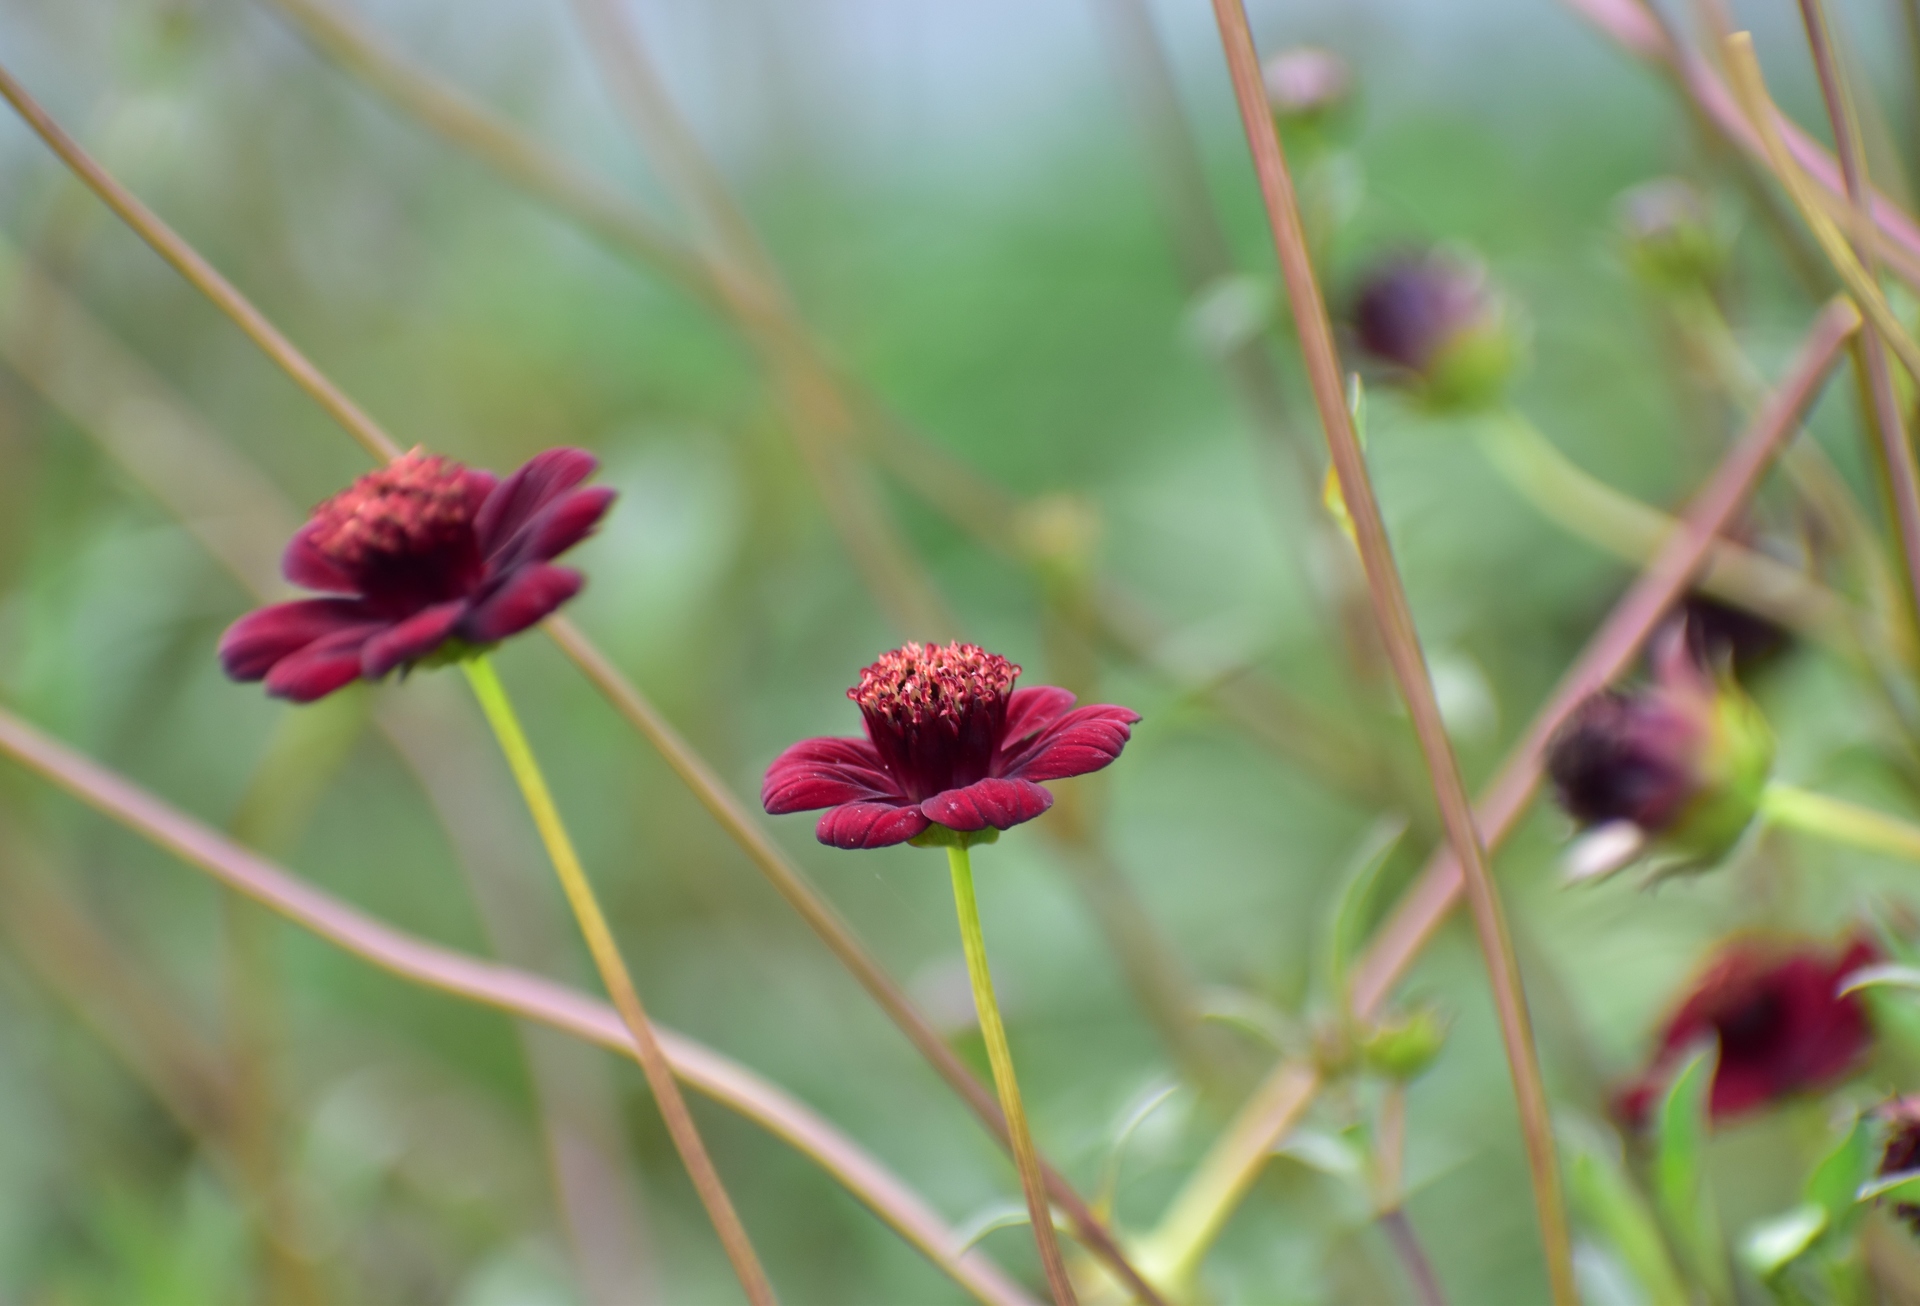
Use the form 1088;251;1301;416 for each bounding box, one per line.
1876;1097;1920;1235
1349;249;1520;413
1547;621;1773;869
1617;177;1725;292
1263;47;1352;131
1360;1004;1449;1083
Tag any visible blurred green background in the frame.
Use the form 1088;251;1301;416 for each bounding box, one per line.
6;0;1920;1302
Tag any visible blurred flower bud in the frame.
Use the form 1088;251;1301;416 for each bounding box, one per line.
1617;177;1726;292
1350;249;1520;413
1016;493;1102;590
1876;1097;1920;1234
1360;1004;1449;1082
1547;621;1773;869
1263;47;1352;130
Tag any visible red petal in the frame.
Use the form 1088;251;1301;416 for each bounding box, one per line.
475;449;598;559
459;564;583;644
491;486;617;572
1000;704;1141;782
361;601;468;678
1001;686;1076;750
263;627;375;702
815;801;928;849
220;599;376;681
762;736;901;814
282;526;358;593
922;777;1054;832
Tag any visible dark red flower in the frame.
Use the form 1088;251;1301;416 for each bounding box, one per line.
1617;935;1877;1126
220;447;614;702
1875;1097;1920;1234
762;641;1140;850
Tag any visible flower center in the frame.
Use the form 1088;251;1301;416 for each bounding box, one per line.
306;449;486;607
849;642;1018;801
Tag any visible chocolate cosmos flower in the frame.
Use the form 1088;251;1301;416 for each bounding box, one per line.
1617;935;1877;1126
762;641;1140;850
220;448;614;702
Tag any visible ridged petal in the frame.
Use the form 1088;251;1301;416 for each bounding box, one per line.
489;486;617;573
921;777;1054;832
219;598;376;681
475;449;598;559
459;564;583;644
816;801;929;849
263;626;376;702
1001;685;1076;751
361;601;468;678
1000;704;1141;782
282;526;359;594
762;736;902;814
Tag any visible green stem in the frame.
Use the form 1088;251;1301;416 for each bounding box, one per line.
1761;782;1920;862
1475;410;1846;643
946;842;1079;1306
462;656;777;1306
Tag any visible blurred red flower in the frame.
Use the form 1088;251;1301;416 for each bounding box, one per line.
1618;934;1877;1126
762;640;1139;849
220;447;614;702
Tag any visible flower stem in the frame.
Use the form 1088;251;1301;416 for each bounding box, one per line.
1208;6;1575;1301
461;656;776;1306
946;843;1078;1306
1761;782;1920;862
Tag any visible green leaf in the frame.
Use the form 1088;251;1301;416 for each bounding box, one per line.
1093;1081;1182;1212
1561;1120;1689;1306
1322;816;1408;1005
1275;1127;1366;1179
1653;1043;1733;1302
1856;1168;1920;1204
1740;1204;1827;1280
1805;1114;1874;1238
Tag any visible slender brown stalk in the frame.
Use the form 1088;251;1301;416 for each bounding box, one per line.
464;657;776;1306
1350;297;1857;1016
262;0;723;311
1561;0;1920;286
1088;0;1377;673
561;0;952;638
0;702;1040;1306
1208;5;1575;1301
0;62;398;463
0;151;1156;1292
1138;295;1858;1279
260;0;1386;807
545;621;1166;1306
1379;1211;1449;1306
1796;0;1920;640
0;236;659;1303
